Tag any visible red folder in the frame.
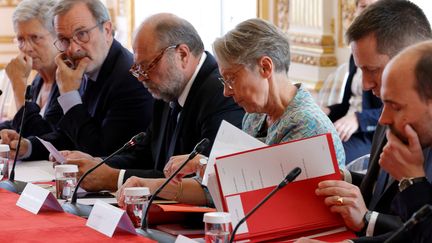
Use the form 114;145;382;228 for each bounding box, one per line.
214;133;356;242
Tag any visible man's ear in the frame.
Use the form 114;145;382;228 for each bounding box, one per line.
177;44;191;68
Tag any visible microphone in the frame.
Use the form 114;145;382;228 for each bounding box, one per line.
136;138;210;242
0;85;32;193
385;204;432;243
62;132;146;217
229;167;302;243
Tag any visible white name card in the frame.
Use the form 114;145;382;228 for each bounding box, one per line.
86;200;136;237
16;183;63;214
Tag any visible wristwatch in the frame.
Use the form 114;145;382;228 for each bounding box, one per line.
398;177;428;192
363;210;372;229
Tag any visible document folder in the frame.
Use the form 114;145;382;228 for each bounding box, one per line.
214;133;355;242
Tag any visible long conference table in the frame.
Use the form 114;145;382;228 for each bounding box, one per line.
0;161;155;242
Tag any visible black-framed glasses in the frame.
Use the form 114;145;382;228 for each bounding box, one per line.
53;22;103;52
129;44;178;80
15;32;52;49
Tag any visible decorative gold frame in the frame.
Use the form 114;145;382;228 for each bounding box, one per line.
338;0;356;47
0;0;19;7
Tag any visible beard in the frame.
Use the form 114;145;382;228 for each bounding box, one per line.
143;55;186;102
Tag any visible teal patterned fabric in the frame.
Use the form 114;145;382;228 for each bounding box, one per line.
242;84;346;168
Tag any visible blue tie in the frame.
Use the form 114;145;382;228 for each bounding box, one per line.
369;169;388;209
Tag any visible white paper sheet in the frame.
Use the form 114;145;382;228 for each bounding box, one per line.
215;134;336;196
36;137;66;164
202;120;266;186
15;160;55;182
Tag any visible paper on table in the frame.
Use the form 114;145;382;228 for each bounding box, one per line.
202;120;266;186
216;134;336;196
36;137;66;164
15;160;55;182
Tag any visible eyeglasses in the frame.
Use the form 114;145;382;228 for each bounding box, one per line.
15;32;52;49
218;67;242;90
130;44;178;80
53;23;103;52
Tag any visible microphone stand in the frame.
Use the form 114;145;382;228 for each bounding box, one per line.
62;132;146;217
385;204;432;243
229;167;302;243
136;138;210;243
0;86;32;193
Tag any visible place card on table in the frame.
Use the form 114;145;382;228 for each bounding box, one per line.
16;183;63;214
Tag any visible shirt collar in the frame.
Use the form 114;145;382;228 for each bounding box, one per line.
177;52;207;107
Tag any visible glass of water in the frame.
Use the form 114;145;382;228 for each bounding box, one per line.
204;212;232;243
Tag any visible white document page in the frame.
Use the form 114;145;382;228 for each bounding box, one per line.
15;160;55;182
36;137;66;164
202;120;266;186
216;134;336;196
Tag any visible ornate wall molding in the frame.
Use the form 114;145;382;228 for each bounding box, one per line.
338;0;356;47
0;36;14;44
291;53;337;67
0;0;20;7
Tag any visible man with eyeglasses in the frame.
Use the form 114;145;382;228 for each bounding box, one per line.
0;0;154;164
57;13;244;193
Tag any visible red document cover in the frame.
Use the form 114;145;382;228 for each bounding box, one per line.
214;133;355;242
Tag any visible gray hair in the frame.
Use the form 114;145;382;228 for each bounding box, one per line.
346;0;432;58
13;0;57;34
51;0;111;29
213;18;290;74
152;15;204;56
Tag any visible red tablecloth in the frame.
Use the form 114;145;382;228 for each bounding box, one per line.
0;189;155;242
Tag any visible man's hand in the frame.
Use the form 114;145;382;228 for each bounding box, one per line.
63;151;119;192
0;129;29;159
116;176;163;208
54;54;90;94
316;180;368;232
163;154;202;184
379;125;425;180
334;113;359;142
5;53;32;108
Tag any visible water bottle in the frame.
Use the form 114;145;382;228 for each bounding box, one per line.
204;212;232;243
123;187;150;228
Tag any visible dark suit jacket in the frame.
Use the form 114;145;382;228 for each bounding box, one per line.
351;124;404;242
105;52;245;181
0;75;62;137
27;40;154;159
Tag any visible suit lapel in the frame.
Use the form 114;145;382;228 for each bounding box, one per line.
361;124;388;205
154;103;171;167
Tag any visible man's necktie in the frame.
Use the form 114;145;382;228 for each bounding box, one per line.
163;101;182;162
369;169;389;209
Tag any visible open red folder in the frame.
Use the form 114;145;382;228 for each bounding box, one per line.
214;133;356;242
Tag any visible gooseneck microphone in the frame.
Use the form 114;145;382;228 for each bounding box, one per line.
385;204;432;243
229;167;302;243
136;138;210;242
0;85;32;193
62;132;146;217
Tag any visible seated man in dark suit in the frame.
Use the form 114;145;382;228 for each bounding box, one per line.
0;0;154;158
379;41;432;243
59;13;245;194
311;0;432;241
